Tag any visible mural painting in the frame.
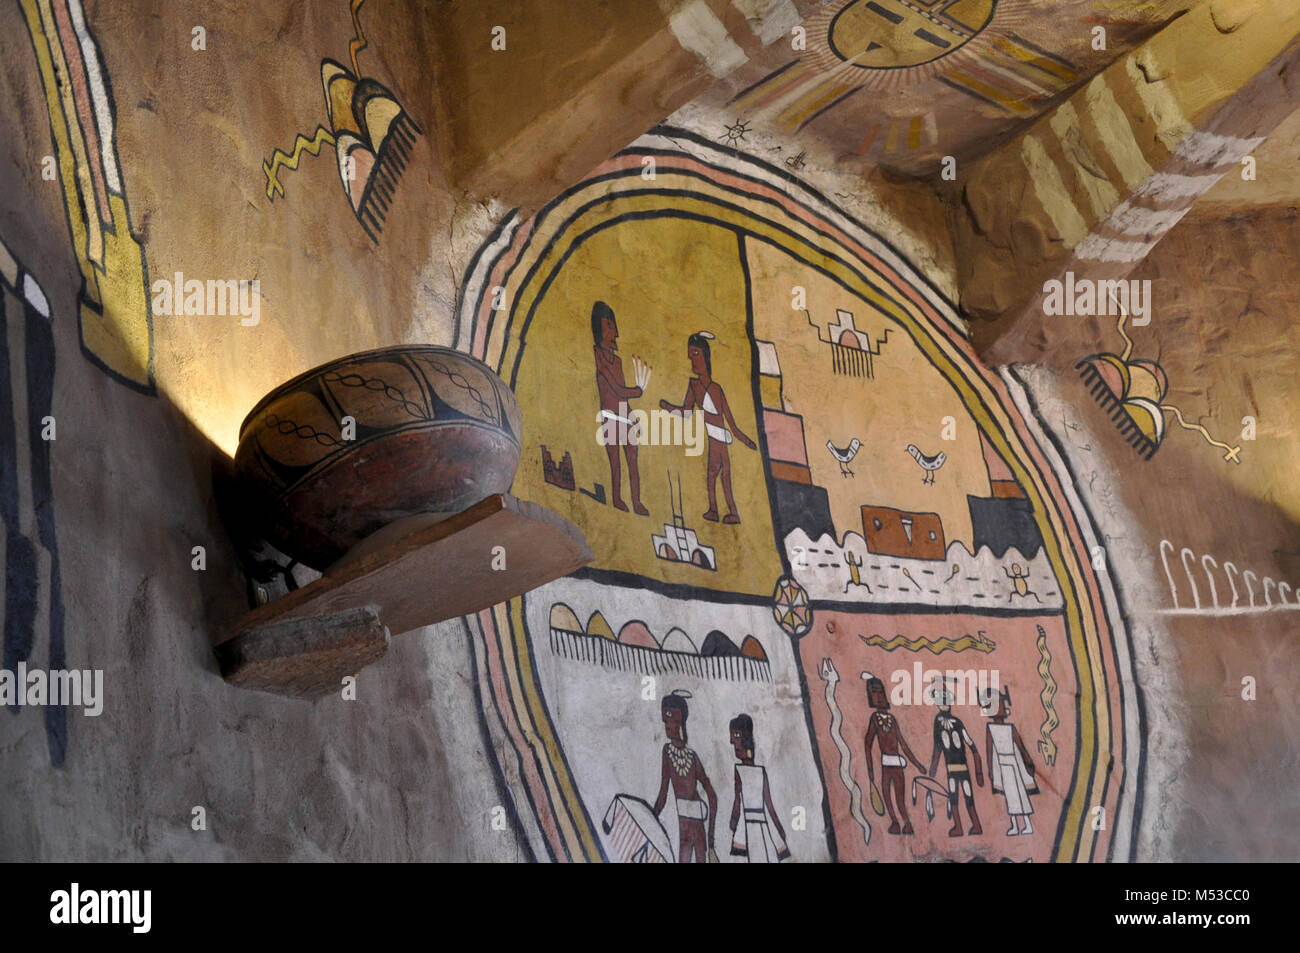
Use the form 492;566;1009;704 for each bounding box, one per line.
1077;307;1243;464
0;237;67;766
18;0;154;391
1156;539;1299;615
724;0;1079;157
453;128;1141;862
262;0;421;242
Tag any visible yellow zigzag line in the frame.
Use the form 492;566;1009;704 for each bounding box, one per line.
1111;292;1135;362
1036;625;1060;766
348;0;368;78
263;125;336;200
1107;291;1241;464
857;631;996;655
1162;403;1242;464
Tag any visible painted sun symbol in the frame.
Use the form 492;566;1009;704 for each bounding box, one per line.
720;118;751;144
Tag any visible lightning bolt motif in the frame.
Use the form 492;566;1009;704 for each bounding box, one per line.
262;125;337;200
348;0;368;77
857;631;997;654
1101;291;1242;465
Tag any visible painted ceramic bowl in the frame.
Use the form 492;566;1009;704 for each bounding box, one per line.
233;345;522;569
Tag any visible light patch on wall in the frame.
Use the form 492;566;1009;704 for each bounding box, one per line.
732;0;800;46
1021;133;1090;246
1123;50;1193;153
1083;73;1155;190
660;0;748;77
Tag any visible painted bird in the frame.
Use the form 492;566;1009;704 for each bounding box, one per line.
904;444;946;484
826;438;862;477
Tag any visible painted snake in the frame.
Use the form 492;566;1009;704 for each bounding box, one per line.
858;631;997;655
819;658;871;847
1036;625;1060;766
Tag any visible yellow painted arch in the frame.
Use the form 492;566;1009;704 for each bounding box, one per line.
473;157;1119;862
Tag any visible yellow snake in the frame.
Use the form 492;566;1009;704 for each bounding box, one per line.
1036;625;1060;766
857;631;997;655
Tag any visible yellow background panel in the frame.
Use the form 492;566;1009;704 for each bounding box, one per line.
510;215;780;594
746;236;991;547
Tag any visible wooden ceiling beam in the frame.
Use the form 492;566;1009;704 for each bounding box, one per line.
953;1;1300;363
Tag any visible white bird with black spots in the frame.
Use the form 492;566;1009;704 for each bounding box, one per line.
826;438;862;477
904;444;946;484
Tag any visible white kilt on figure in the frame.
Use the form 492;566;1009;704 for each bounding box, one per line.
731;764;789;862
988;723;1037;816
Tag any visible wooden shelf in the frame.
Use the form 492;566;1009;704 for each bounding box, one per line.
216;494;592;697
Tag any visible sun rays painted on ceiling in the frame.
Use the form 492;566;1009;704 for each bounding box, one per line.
728;0;1078;155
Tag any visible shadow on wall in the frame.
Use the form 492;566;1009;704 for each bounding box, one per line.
1;0;255;766
1;245;65;765
0;239;248;769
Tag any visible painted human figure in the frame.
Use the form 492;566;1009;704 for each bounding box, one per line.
927;680;984;837
983;687;1038;835
727;714;790;862
592;300;649;515
1003;563;1042;603
658;331;756;524
652;690;718;862
862;672;925;834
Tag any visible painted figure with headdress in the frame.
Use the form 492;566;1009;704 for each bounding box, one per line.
983;687;1039;835
659;331;756;524
652;690;718;862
